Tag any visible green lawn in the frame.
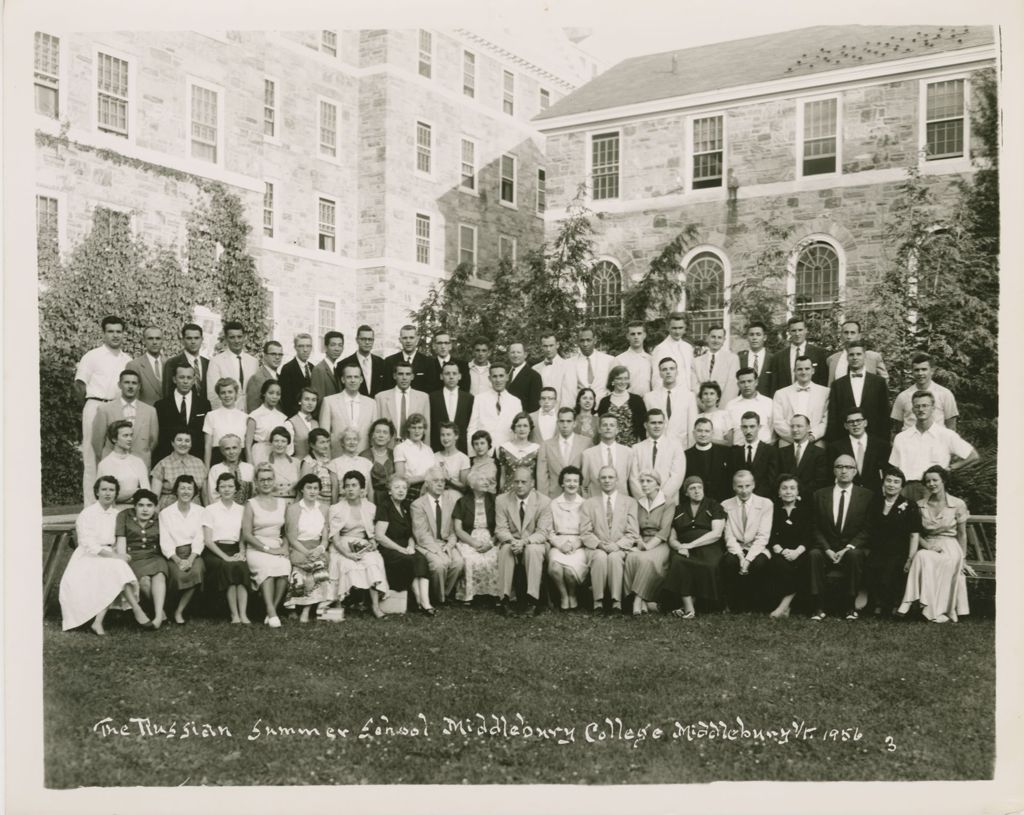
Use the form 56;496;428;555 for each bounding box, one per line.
43;608;994;787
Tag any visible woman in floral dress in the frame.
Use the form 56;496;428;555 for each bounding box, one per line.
453;469;500;602
496;412;539;493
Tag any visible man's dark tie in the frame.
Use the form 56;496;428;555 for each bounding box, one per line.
665;390;672;419
751;354;759;377
301;364;310;385
178;395;188;424
435;498;443;536
519;500;526;528
709;353;716;376
193;361;201;384
652;440;658;466
836;489;846;532
495;392;501;414
850;373;863;378
237;355;244;386
745;444;752;466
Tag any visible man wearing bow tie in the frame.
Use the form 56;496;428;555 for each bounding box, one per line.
826;342;889;442
532;332;576;408
772;355;829;447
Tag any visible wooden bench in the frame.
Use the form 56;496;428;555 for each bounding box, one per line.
965;515;996;603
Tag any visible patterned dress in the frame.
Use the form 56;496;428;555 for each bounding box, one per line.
496;442;539;493
300;454;336;507
150;454;208;511
453;493;500;601
327;500;389;600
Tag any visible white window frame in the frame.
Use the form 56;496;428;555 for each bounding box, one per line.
586;258;625;321
502;70;515;116
262;179;278;239
785;234;846;318
186;75;225;166
35;188;68;258
796;93;842;180
314;295;342;344
536;167;546;215
414;119;433;177
918;73;972;174
418;30;432;79
498;235;517;265
193;305;224;358
459;135;478;195
315;193;339;254
458;223;478;273
685;112;727;192
539;87;551;112
499;153;517;208
415;212;431;265
265;286;282;340
92;44;136;145
320;30;338;57
34;32;64;121
317;96;340;162
587;129;621;202
462;50;476;98
263;76;279;143
680;245;732;343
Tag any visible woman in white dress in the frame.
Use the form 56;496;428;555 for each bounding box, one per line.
158;475;207;624
203;378;249;467
394;414;435;500
695;382;732;446
328;427;372;497
287;387;320;460
327;470;388;618
201;471;251;624
284;474;332;622
59;475;154;634
245;380;288;465
452;468;500;602
435;422;471;493
96;420;150;508
242;462;291;628
542;465;589;610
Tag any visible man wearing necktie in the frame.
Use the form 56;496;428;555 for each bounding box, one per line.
808;454;876;620
410;468;465;605
778;414;828;498
375;361;430;441
339;324;387;398
580;414;631;498
91;369;159;467
580;465;641;614
726;412;778;498
770;316;828;389
627;409;685;500
161;323;210;401
322;363;378;456
383;324;432;393
207;322;258;408
825;341;890;442
689;325;739;403
153;362;210;461
573;326;614;401
772;356;829;446
466;363;522;449
720;469;773;611
245;340;284;412
126;325;169;406
536;408;592;497
279;333;315;417
495;466;553;615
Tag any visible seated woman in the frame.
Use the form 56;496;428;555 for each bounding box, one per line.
207;433;254;505
453;469;500;604
374;474;433;615
246;380;289;465
283;474;332;622
60;476;154;635
661;475;726;618
867;465;922;616
361;418;397;506
898;465;975;623
597;366;647;446
267;426;300;499
695;382;732;446
299;427;339;507
327;471;389;618
287;387;320;460
435;422;471;494
203;378;249;467
542;465;588;610
115;488;167;628
158;474;207;624
328;427;373;497
242;461;291;628
766;474;812;619
393;414;434;501
469;430;499;495
150;428;207;511
625;470;674;615
201;472;252;624
97;420;150;509
497;413;540;493
574;388;599;442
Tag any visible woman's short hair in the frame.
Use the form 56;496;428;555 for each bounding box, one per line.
466;468;492;492
387;473;410;491
131;488;159;505
342;470;367;489
882;464;908;486
922;464;949;487
299;386;319;404
682;475;704;492
260;378;282;399
93;475;120;498
470;429;493;449
775;473;800;495
215;377;239;396
339;426;361;445
510;411;534;434
698;381;722;401
558;465;583;487
307;427;331;447
253;461;276;479
172;474;198;495
438;420;460;438
269;425;292;444
106;419;133;444
574;387;597;413
294;473;323;497
370;418;396;439
401;413;426;438
605;364;630;392
636;469;662;487
215;471;239;490
218;433;242;448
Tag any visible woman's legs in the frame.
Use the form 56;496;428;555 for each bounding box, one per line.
549;563;569;609
412;577;432;611
564;571;579;608
151;574;168;627
227;585;241;623
260;578;278;620
122;582;152;625
90;606;108;635
235;585;250;623
174;587;195;623
770;593;795;618
369;587;385;619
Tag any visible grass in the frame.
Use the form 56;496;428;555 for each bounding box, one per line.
43;607;994;787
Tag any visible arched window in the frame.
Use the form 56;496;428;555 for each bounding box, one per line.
587;260;623;320
793;241;841;320
684;252;726;339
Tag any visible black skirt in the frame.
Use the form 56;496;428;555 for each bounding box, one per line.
202;542;250;591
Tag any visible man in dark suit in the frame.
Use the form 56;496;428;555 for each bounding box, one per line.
125;325;168;405
162;323;209;400
279;333;314;417
826;341;889;442
429;361;474;452
245;341;283;413
506;341;543;414
736;321;776;398
771;315;829;390
338;324;387;398
310;330;346;405
808;454;876;620
826;408;891;494
420;330;470;395
727;412;779;499
778;414;828;498
384;324;433;393
685;417;731;503
154;362;210;461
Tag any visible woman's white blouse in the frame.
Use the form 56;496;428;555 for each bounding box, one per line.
159;503;206;557
201;500;244;542
75;502;119;555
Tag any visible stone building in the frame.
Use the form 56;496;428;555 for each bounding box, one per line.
534;25;996;346
33;29;596;356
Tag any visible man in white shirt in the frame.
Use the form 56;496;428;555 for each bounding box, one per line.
736;321;775;398
75;315;133;502
827;320;888;384
772;356;829;446
536;408;592;497
644;358;698;449
690;325;739;404
208;321;259;409
532;332;576;408
572;325;614;401
579;465;641;613
410;468;465;605
720;469;773;611
649;312;694;391
614;321;653;397
322;362;378;455
530;387;559;444
126;325;167;405
725;368;774;445
467;363;523;449
245;341;284;412
890;352;960;433
467;337;493;397
375;361;430;441
628;409;685;500
580;414;632;497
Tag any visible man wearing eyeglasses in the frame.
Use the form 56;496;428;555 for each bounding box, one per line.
245;341;285;412
826;409;890;494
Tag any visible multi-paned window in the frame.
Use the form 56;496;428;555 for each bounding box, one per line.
189;82;220;162
684;252;726;339
318;197;336;252
502;70;515;116
587;261;623;320
34;32;60;118
692;115;723;189
263;78;276;138
463;51;476;98
94;206;131;240
415;214;431;264
500;154;516;206
591;132;619;200
460;138;476;191
416;121;432;174
536;168;546;214
499;235;516;264
263;182;275;238
925;79;965;160
539;88;550;111
802;98;838;175
794;241;841;319
96;52;129;137
36;195;60;256
458;224;477;270
418;30;432;78
316;298;338;341
319;100;337;158
320;30;337;57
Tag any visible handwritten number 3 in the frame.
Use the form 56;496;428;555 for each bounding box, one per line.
885;736;896;753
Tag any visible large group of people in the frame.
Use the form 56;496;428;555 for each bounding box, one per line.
60;311;983;633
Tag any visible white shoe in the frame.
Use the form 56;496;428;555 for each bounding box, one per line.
266;616;282;628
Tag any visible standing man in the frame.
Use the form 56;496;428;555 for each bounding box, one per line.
572;325;614;401
91;369;159;468
533;332;576;408
727;412;779;499
279;333;314;417
421;330;469;395
826;342;889;442
827;320;888;384
428;361;474;452
153;363;210;462
772;356;829;446
411;468;465;605
529;387;559;444
384;324;432;393
310;330;345;404
725;368;774;444
75;315;132;502
467;363;523;449
164;323;210;400
614;321;653;397
207;321;257;409
771;315;828;390
737;321;775;398
778;415;828;498
690;325;739;404
827;409;891;494
126;325;167;405
580;414;632;498
536;407;591;498
808;455;876;620
644;357;698;450
580;465;641;614
322;363;377;455
494;466;553;615
890;353;959;433
339;324;387;398
245;340;284;412
649;312;694;392
467;337;494;397
506;341;543;414
628;409;685;501
720;469;773;611
685;417;731;503
375;360;430;440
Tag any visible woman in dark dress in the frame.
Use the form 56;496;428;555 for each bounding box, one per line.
869;465;923;616
767;474;813;619
362;418;397;507
662;475;726;618
114;488;168;628
373;473;433;615
596;366;646;446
